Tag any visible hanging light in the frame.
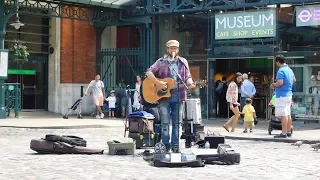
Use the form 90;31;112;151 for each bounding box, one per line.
10;13;24;30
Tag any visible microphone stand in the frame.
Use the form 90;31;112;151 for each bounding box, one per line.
167;54;189;90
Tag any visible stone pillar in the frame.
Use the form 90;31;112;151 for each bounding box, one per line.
47;17;61;113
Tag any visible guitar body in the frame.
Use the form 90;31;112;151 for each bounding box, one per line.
142;78;176;103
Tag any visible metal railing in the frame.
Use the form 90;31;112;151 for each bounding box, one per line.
4;83;21;117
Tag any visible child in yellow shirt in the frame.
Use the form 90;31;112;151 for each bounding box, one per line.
241;98;257;133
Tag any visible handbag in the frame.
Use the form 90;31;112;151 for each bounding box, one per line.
254;118;258;125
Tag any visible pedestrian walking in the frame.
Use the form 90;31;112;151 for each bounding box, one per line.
223;72;243;132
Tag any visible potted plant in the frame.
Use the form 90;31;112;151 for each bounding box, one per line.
11;40;29;63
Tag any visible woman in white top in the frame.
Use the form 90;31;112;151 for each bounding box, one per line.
133;75;142;109
223;72;243;132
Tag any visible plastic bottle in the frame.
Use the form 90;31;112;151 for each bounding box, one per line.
205;141;210;149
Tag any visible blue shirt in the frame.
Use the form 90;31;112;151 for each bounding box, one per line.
275;64;295;98
241;79;256;97
169;60;179;102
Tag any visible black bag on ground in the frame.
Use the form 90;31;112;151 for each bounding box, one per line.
45;134;87;147
30;139;104;155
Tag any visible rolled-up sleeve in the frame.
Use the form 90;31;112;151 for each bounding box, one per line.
182;60;192;82
146;59;160;76
184;68;192;83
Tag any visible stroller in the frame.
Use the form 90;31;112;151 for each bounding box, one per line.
268;95;293;135
63;97;84;119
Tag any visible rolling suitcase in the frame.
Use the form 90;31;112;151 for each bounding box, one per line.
184;98;202;125
129;132;155;149
129;118;154;134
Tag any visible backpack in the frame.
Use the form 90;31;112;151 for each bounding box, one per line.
222;82;228;95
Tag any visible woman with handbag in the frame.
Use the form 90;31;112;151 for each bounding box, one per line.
223;72;243;132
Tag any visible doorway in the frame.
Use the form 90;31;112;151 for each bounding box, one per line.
6;60;46;110
208;56;274;120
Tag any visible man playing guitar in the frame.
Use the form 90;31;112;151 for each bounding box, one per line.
146;40;196;153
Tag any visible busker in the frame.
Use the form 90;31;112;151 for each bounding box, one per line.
146;40;196;153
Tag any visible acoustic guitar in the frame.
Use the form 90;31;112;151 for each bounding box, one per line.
142;77;207;103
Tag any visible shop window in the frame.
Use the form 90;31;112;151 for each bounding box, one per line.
291;63;320;120
291;67;303;92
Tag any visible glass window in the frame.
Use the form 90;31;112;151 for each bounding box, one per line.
291;63;320;120
291;67;303;92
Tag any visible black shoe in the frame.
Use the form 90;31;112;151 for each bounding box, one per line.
287;133;292;137
243;130;247;133
274;133;287;138
171;147;180;153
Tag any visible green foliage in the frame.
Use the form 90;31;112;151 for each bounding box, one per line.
11;40;30;63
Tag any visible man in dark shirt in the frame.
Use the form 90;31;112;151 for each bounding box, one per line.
115;88;128;117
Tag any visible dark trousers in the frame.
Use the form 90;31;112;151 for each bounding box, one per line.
218;95;228;118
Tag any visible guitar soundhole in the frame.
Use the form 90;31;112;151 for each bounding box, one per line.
157;89;168;97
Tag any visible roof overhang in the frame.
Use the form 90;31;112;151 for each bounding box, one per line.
58;0;135;9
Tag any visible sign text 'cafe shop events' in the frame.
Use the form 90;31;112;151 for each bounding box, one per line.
215;9;276;40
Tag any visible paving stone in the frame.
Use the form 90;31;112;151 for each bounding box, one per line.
0;127;319;180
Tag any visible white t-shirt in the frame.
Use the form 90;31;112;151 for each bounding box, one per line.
106;96;116;108
89;80;104;98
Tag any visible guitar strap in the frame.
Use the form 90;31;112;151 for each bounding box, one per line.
159;56;191;73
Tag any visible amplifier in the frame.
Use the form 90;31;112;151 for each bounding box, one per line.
204;135;225;149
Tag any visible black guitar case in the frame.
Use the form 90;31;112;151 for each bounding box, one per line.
45;134;87;147
30;134;103;154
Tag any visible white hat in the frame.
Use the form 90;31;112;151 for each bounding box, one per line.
166;40;179;48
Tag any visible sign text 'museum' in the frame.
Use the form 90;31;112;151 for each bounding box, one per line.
215;9;276;40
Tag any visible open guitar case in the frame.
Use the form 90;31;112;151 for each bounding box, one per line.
30;134;104;154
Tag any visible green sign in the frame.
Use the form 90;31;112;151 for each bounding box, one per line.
296;5;320;27
215;9;276;40
8;69;36;75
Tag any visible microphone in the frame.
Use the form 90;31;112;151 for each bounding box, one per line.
171;52;176;60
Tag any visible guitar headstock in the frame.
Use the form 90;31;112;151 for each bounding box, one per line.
196;78;208;88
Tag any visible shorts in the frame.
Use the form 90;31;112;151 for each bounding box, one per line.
109;108;115;112
244;121;254;128
275;96;292;117
93;96;104;106
121;97;128;108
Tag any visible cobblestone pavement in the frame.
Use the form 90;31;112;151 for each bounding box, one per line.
0;127;320;180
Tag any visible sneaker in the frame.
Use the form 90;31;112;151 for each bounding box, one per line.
100;113;104;119
274;133;287;138
95;115;100;119
243;130;247;133
287;133;292;137
250;129;252;133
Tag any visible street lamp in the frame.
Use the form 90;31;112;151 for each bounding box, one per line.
10;13;24;30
